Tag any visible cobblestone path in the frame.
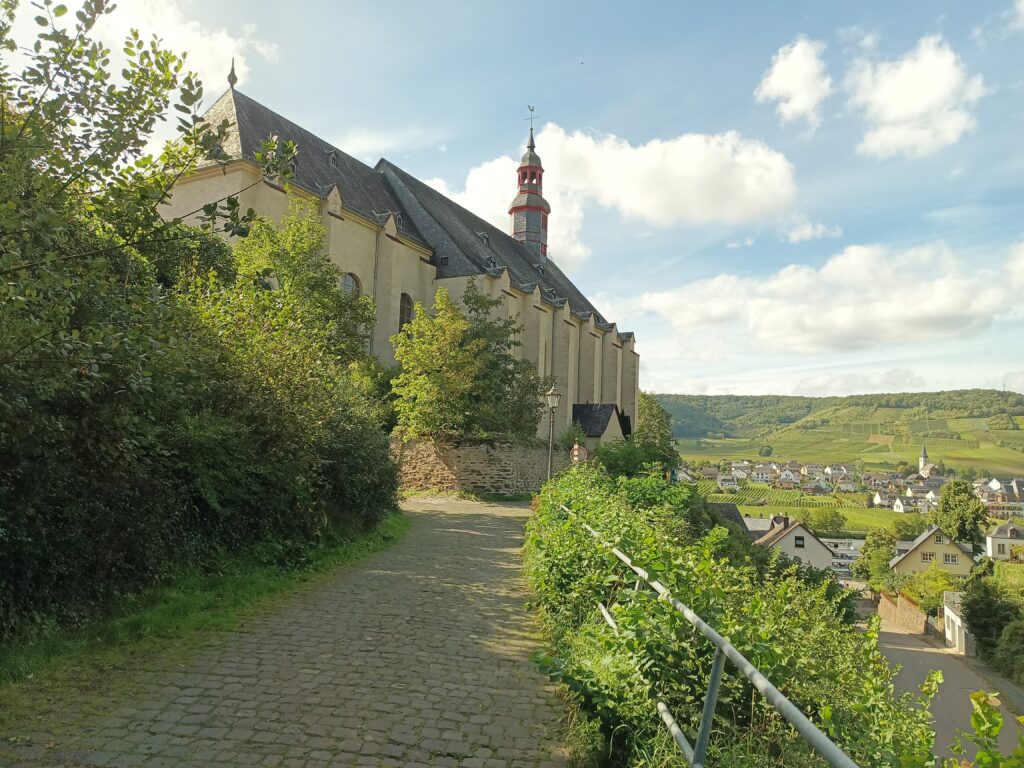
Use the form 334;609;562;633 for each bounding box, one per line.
2;499;567;768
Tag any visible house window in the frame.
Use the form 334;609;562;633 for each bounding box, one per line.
340;273;361;296
934;534;944;544
997;543;1006;555
399;293;414;330
944;553;959;565
921;552;935;563
794;536;805;549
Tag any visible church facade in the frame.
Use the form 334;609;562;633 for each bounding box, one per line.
164;87;639;440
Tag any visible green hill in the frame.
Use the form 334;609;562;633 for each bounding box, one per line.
656;389;1024;475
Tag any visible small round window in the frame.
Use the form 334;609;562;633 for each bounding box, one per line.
341;273;361;296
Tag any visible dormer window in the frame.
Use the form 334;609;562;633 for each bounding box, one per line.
327;150;339;168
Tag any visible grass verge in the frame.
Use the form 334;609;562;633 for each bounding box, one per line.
0;511;409;730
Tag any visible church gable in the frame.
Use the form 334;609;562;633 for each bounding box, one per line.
377;160;605;322
205;88;426;246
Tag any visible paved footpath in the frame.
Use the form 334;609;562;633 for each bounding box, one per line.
2;499;567;768
879;618;1022;758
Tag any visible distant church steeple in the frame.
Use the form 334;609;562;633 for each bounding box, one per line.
919;445;929;473
509;110;550;260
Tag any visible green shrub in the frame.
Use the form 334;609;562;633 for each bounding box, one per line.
524;465;938;767
0;3;397;636
994;620;1024;685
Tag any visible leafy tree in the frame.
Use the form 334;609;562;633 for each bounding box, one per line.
851;529;897;591
931;480;988;553
758;445;773;456
807;507;847;534
234;200;376;361
994;620;1024;685
389;282;545;440
391;289;483;438
593;439;650;478
632;392;677;468
893;515;930;540
903;563;956;615
958;466;979;481
0;0;393;639
460;280;545;438
962;577;1022;660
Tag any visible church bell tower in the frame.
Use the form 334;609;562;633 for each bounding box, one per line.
508;126;550;260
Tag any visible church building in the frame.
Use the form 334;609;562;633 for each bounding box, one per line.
163;85;639;441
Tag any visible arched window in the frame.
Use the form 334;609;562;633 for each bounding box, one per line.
340;272;361;296
399;293;414;329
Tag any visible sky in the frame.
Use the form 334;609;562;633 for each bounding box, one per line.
11;1;1024;396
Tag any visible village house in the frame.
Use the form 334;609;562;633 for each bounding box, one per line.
974;478;1024;518
751;464;773;483
165;86;639;444
752;518;833;571
700;466;720;480
801;463;825;479
775;468;801;490
717;475;740;493
864;472;890;490
986;521;1024;561
833;474;859;493
672;467;698;484
889;526;974;578
873;491;897;509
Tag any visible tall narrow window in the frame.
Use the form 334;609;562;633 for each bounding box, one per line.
399;293;414;329
341;273;361;296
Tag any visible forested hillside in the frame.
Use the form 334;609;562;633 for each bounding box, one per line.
657;390;1024;438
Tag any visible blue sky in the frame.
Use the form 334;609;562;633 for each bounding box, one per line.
22;1;1023;395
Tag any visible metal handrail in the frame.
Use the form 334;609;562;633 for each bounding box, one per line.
562;504;859;768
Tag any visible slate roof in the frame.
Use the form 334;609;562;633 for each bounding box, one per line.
990;521;1023;538
889;525;974;568
197;89;629;335
755;520;830;553
572;403;627;438
709;503;747;533
201;89;426;244
741;515;785;540
377;160;605;321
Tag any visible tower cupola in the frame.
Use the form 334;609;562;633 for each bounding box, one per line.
508;126;551;259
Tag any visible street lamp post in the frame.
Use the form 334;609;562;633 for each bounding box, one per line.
545;384;562;481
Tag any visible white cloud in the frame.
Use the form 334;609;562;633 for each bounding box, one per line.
792;368;926;397
784;216;843;243
1013;0;1024;30
432;123;795;270
11;1;278;146
1010;242;1024;288
1005;371;1024;395
755;36;833;131
642;241;1020;355
727;236;756;249
845;35;985;158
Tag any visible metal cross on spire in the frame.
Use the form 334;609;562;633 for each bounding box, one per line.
525;105;539;129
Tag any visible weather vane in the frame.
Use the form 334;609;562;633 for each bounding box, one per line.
525;105;539;129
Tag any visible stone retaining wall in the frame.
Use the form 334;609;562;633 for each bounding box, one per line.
878;592;927;634
392;437;570;496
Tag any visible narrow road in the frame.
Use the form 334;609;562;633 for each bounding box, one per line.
879;619;1022;758
2;499;567;768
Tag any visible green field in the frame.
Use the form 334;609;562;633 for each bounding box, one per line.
677;432;1024;475
696;479;860;507
737;505;902;535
